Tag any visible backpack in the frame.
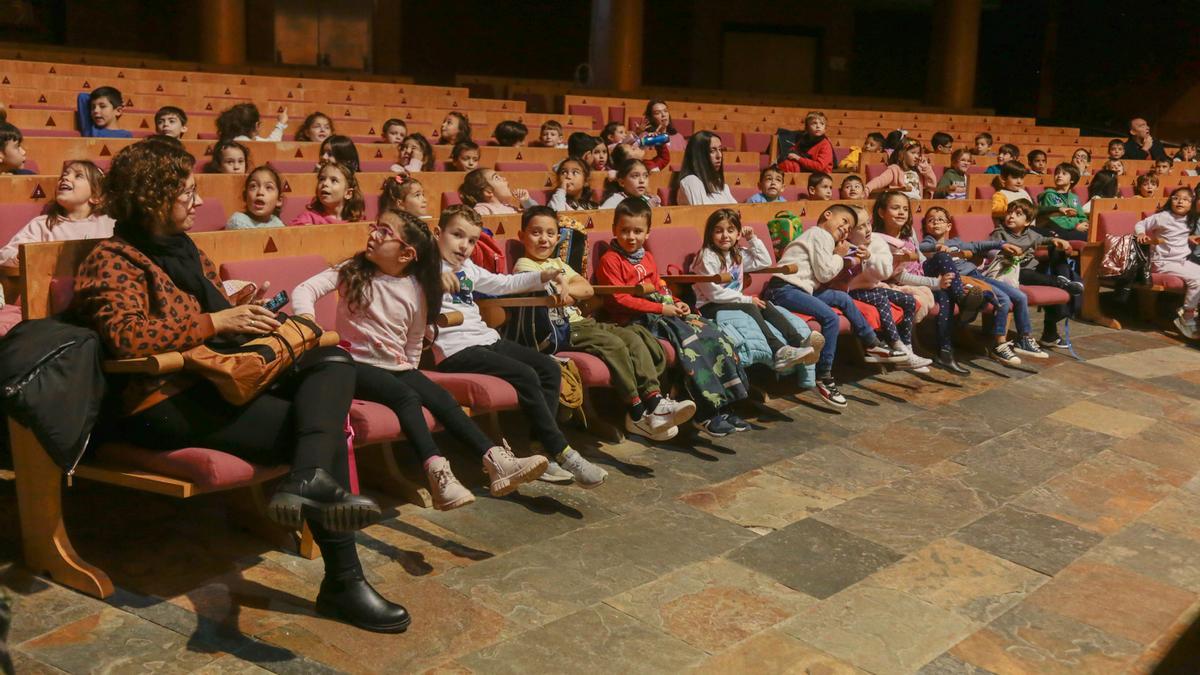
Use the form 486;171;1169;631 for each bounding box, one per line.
767;210;803;258
555;214;588;274
1100;233;1149;287
501;288;572;354
470;231;507;274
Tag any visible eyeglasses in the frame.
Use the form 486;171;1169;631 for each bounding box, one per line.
177;187;198;206
926;216;950;224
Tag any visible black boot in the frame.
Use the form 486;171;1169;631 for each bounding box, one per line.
957;287;986;325
316;575;411;633
268;468;381;532
935;348;970;375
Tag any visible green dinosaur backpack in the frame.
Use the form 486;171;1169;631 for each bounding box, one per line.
767;210;803;258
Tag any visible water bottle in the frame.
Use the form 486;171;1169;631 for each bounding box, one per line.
636;133;670;148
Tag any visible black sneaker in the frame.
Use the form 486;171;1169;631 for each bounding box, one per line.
817;378;849;408
1013;336;1049;359
958;286;986;325
1055;275;1085;295
1039;334;1069;349
988;341;1022;366
695;415;736;437
724;413;752;432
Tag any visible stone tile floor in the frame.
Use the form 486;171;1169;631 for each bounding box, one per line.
4;321;1200;673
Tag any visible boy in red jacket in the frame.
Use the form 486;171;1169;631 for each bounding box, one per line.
779;111;834;173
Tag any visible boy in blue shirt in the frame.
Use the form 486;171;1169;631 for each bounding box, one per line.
984;144;1018;175
76;86;132;138
747;165;787;203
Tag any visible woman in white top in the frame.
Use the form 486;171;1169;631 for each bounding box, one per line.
673;130;737;206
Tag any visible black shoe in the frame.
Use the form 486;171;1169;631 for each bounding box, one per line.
316;575;411;633
957;287;985;325
268;468;382;532
934;349;970;375
1055;275;1085;295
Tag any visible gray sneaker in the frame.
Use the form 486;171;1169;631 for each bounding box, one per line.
537;460;576;484
558;448;607;488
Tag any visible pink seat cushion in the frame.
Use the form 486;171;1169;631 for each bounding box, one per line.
423;370;519;412
219;255;332;323
1151;272;1186;292
350;399;439;444
95;443;285;491
560;351;611;387
657;339;676;365
1020;284;1071;306
0;304;22;336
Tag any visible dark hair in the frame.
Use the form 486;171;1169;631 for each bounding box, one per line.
1135;173;1160;192
568;132;600;159
871;191;912;237
609;143;640;169
643;99;676;135
1174;140;1197;161
997;143;1020;157
296;112;334;142
841;173;863;186
673;130;724;203
216;103;260;141
1054;162;1081;187
155;106;187;126
759;164;784;183
888;138;922;167
1006;198;1037;222
312;161;364;221
339;210;442;321
89;86;123;109
613;195;652;230
49;160;106;228
242;165;283;217
1073;147;1092;161
1088;170;1119;200
441;111;471;144
105;138;195;231
883;130;908;153
866;132;886;147
608;158;648;199
807;171;833;190
1108;138;1125;149
403;133;435;171
819;203;858;228
1027;149;1047;164
379;174;422;214
458;168;491;207
493;120;528;147
701;208;742;268
601;121;624;143
320;135;360;173
439;203;483;233
930;132;954;150
382;118;406;137
208;139;250;173
950;147;972;165
520;204;558;231
975;132;993;144
451;139;479;161
1160;186;1200;227
0;113;22;153
1000;161;1027;180
556;157;596;209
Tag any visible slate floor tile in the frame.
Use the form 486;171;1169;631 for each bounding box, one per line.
953;505;1103;575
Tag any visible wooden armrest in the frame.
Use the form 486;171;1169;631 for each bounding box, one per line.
591;282;652;296
0;266;19;277
477;296;572;309
662;272;733;285
751;263;797;275
103;352;185;375
436;311;464;327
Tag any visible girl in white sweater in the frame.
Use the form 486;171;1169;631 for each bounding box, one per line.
1136;186;1200;338
0;160;113;267
673;131;736;205
292;210;547;510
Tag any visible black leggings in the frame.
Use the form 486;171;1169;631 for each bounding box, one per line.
437;339;568;455
354;363;495;463
123;347;361;581
699;301;806;353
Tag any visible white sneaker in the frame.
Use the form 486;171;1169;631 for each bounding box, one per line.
625;411;678;442
864;344;909;364
1175;309;1199;339
537;460;575;484
653;397;696;426
773;345;816;371
893;342;933;370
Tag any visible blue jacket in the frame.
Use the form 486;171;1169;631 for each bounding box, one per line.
76;93;133;138
710;302;815;388
919;235;1003;275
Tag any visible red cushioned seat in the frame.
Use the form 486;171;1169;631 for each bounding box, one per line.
1097;211;1139;239
349;399;438;445
1151;273;1186;292
423;370;519;412
95;443;286;491
657;339;675;366
0;304;22;337
975;185;996;200
742;132;771;154
191;198;227;233
567;104;603;130
952;214;995;241
730;186;757;203
219;255;334;324
359;159;396;172
0;203;51;246
560;351;611;387
1020;285;1071;306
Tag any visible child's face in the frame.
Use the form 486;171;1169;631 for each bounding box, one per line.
366;213;416;270
924;211;952;240
317;166;350;209
400;182;428;216
708;137;724;171
1183;146;1198;161
558;162;585;195
56;164;96;211
902;145;921;166
847;221;872;247
1001;173;1025;190
520;214;560;260
0;139;26;171
818;210;853;242
759;171;784;198
1108;144;1125;160
401;138;425;166
863;137;882;153
934;141;952;154
441;115;461;142
1155;160;1172;176
808;178;833;201
996;150;1013;164
1031;155;1047;173
1053;168;1072;189
320;145;335;166
608;125;627;144
974;138;991;154
437;216;481;268
156;114;185;138
805;117;826;137
613;214;650;253
218;148;247;174
307;117;332;143
244;170;281;221
485;170;512;200
880;195;910;234
90;97;120;129
541;127;562;146
649;103;670;130
1169;191;1194;215
841;179;864;199
1003;208;1029;232
453;148;479;172
955;153;973;173
619;164;650;196
1107;160;1125;175
710;218;740;252
622;144;647;160
385;125;406;145
590;143;608;170
1073;150;1090;167
1137;180;1159;198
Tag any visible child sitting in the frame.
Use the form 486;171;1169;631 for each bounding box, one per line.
567;133;600;163
1072;148;1093;177
439;112;471;146
207;140;250;174
216;103;288;142
921;211;1044;365
1107;138;1126;160
378;174;429;219
1136;187;1200;339
1027;149;1049;175
611;140;671;174
460;168;538;215
548;157;597;211
807;171;834;200
493;120;528;147
935;149;972;199
392;133;434;173
227;166;285;230
747;165;787;203
1136;173;1160;198
1174;141;1197;163
0;160;112;266
779;111;834;173
691;208;820;371
600;158;660;208
293;210;551;508
539;120;566;149
988;199;1081;349
433;205;607;484
596;198;752;437
865;137;937;200
973;133;995;157
841;175;866;199
1154;158;1173;177
602;121;627;147
589;139;610;177
450;140;480;172
290;162;364;225
320;135;360;173
515;206;695;441
295;112;333;143
0;118;30;175
763;204;909;408
991;161;1033;218
154;106;188;139
984;144;1019;174
76;86;132;138
930;132;954;154
837;133;885;171
1104;159;1126;176
1037;163;1088;240
382;118;406;146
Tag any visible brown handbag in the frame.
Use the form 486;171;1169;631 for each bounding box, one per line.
182;314;335;405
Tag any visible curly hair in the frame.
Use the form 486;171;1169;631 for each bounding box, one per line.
105;138;195;229
215;103;259;141
311;161;364;221
339;210;443;320
457;168;492;207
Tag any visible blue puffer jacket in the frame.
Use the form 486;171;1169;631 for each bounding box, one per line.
712;303;815;388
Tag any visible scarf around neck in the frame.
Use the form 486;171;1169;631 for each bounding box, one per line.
609;239;646;264
114;218;231;313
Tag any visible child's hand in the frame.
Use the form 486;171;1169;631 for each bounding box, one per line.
751;297;767;309
1075;223;1089;232
441;271;461;294
1061;207;1077;217
935;243;951;253
939;273;955;289
1053;238;1070;250
1189;235;1200;246
513;188;531;202
834;240;851;256
674;301;690;316
917;155;932;172
661;303;680;317
540;267;564;284
1001;243;1023;257
1137;233;1152;245
277;108;288;126
787;152;801;162
741;226;756;240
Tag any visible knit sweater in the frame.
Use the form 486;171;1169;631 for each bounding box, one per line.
690;237;772;307
433;259;543;360
226;212;285;230
595;248;672;325
988;226;1054;270
0;213;115;266
1037;189;1086;231
1135;211;1194;266
773;227;844;293
845;236;895;290
292;266;426;371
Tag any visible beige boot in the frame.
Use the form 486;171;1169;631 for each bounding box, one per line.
425;457;475;511
483;441;548;496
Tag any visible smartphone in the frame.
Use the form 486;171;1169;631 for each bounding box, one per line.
263;290;289;312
